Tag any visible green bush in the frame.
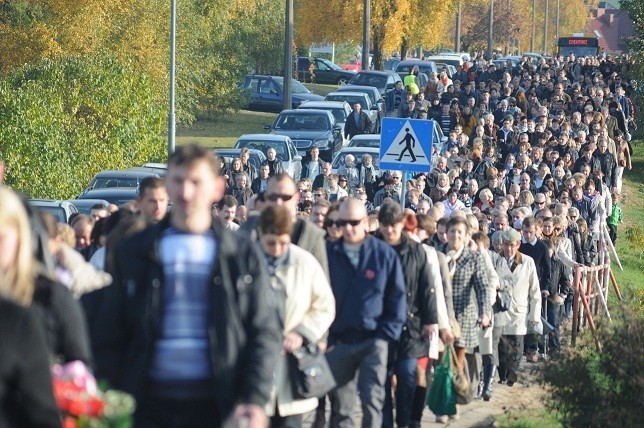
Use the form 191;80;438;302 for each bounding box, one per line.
542;306;644;427
0;56;166;199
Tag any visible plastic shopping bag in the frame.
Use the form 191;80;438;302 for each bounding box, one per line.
426;350;457;416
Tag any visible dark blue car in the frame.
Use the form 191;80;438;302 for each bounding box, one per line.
240;75;324;112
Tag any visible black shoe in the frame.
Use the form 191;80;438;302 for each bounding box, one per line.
482;365;496;401
507;371;518;387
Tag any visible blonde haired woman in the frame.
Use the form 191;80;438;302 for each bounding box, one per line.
0;186;60;426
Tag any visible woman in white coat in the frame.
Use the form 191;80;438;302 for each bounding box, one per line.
257;205;336;427
498;229;541;387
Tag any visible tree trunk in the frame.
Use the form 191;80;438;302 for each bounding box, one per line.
372;25;385;71
400;37;409;61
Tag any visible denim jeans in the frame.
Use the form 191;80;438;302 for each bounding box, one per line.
383;357;417;428
542;300;560;352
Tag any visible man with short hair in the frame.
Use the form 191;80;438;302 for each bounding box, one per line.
137;177;169;224
241;173;329;279
251;164;271;194
519;216;551;362
310;199;331;229
218;195;240;231
239;147;257;182
302;146;324;180
262;147;285;177
72;214;95;260
102;144;280;427
326;198;406;428
345;102;373;139
312;162;333;190
227;172;253;207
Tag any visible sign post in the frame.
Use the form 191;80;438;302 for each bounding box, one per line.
379;118;434;208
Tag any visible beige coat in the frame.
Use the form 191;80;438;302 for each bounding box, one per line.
501;252;542;336
267;244;336;417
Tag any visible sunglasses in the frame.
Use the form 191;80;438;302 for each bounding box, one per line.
325;219;340;228
265;193;295;202
314;193;325;197
337;218;363;227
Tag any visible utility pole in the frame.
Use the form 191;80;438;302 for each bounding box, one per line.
487;0;494;60
455;1;461;52
543;0;549;54
531;0;536;52
362;0;370;70
283;0;293;111
168;0;176;157
505;0;510;55
555;0;560;43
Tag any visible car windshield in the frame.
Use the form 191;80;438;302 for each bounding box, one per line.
32;206;67;223
326;94;366;110
333;152;380;169
349;73;387;89
274;114;329;131
320;58;341;70
349;137;380;148
236;140;289;160
275;79;310;94
91;177;141;189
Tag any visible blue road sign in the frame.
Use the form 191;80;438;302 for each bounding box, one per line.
379;118;434;173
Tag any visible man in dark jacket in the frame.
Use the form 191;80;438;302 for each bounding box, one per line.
344;102;373;139
594;139;618;191
519;216;551;362
103;144;281;427
326;198;406;428
376;202;437;428
241;172;329;279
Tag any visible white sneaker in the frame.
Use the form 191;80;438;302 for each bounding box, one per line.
435;415;448;424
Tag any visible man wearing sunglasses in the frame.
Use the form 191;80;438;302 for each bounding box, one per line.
240;172;329;280
325;198;406;428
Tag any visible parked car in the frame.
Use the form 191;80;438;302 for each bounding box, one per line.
334;84;385;119
424;55;464;68
262;109;343;163
331;147;381;174
383;57;401;71
324;91;380;133
129;163;167;177
76;188;139;206
28;199;78;224
297;100;352;140
239;75;324;112
297;57;356;85
69;199;110;215
348;134;381;148
82;169;160;194
234;134;302;180
395;60;438;80
213;148;267;174
347;70;403;97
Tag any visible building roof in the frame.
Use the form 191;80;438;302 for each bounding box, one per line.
587;5;635;53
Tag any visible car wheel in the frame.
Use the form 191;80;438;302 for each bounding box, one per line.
336;77;349;85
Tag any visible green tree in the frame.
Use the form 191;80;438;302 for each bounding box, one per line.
0;56;166;199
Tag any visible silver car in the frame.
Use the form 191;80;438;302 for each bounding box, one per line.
234;134;302;180
324;91;379;133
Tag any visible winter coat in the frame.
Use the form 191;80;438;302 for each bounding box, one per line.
501;252;541;336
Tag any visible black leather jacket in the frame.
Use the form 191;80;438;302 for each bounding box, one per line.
101;216;281;417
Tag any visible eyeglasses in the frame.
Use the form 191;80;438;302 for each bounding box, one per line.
314;193;325;197
324;219;340;228
339;179;347;183
265;193;295;202
536;201;545;205
261;237;290;247
337;218;363;227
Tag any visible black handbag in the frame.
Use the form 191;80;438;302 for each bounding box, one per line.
493;290;512;313
288;343;337;399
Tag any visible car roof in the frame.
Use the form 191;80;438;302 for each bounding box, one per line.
326;91;368;98
276;109;333;117
336;85;379;93
350;134;380;140
298;101;349;108
79;188;139;197
92;169;159;178
28;199;75;207
70;199;110;206
215;148;265;154
397;59;436;65
354;70;397;76
336;147;380;154
237;134;292;142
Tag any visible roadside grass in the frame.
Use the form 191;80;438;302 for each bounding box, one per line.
611;139;644;313
495;409;562;428
175;84;336;149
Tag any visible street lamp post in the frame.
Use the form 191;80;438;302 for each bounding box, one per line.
543;0;549;54
487;0;494;60
168;0;176;158
362;0;370;71
455;1;461;52
283;0;293;111
531;0;536;52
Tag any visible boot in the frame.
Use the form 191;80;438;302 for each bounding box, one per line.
482;364;496;401
409;386;427;426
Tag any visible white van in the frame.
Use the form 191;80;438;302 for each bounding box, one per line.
424;55;464;68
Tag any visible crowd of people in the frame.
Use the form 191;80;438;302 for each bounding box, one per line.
0;51;636;428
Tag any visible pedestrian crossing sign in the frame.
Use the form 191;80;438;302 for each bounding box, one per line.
379;118;433;173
